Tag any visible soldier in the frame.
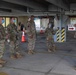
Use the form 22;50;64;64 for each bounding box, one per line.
25;15;36;54
45;21;57;52
0;17;6;67
7;18;22;59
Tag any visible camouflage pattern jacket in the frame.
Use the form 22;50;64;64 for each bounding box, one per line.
7;23;18;41
26;20;36;39
45;27;56;39
0;24;5;40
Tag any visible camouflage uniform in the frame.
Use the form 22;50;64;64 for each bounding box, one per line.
7;23;22;58
26;19;36;54
0;24;6;67
16;25;23;58
17;24;22;51
45;24;56;52
17;23;22;40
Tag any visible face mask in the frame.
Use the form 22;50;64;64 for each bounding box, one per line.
13;20;16;23
2;19;5;24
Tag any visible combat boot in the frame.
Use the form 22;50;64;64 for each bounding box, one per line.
30;50;35;54
0;59;6;64
52;46;56;52
0;63;3;68
28;50;32;54
16;52;23;58
10;54;17;59
48;49;52;52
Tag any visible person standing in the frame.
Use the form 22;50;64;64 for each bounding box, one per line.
45;21;57;52
0;17;6;67
26;15;36;54
7;18;22;59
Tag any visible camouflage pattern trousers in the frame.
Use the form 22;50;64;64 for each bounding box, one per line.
0;40;5;59
28;38;35;51
8;32;22;55
9;39;21;55
46;37;55;50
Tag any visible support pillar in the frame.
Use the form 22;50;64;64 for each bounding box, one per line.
54;14;67;42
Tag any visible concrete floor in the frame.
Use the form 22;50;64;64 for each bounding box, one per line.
0;33;76;75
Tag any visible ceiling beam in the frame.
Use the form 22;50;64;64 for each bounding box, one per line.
70;3;76;10
2;0;47;11
0;1;27;12
46;0;69;10
0;8;12;12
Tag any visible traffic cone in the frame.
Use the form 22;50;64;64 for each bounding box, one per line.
21;31;26;42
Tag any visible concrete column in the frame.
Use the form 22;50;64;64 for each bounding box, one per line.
59;14;62;42
60;14;68;42
54;15;61;42
54;14;67;42
54;16;59;42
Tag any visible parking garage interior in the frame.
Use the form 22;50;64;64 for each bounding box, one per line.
0;0;76;75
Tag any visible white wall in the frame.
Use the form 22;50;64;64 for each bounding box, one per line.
40;18;49;28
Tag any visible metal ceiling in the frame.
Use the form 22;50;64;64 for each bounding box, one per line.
0;0;76;16
70;0;76;3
